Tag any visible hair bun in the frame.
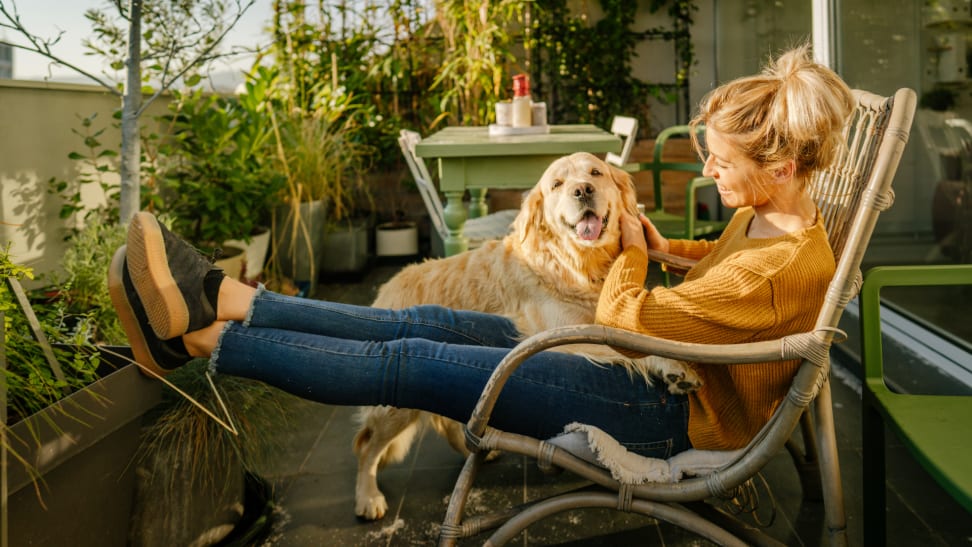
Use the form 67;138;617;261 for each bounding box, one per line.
765;43;813;82
692;42;854;178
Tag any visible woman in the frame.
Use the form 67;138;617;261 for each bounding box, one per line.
109;44;852;459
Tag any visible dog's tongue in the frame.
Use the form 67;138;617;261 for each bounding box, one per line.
576;214;603;241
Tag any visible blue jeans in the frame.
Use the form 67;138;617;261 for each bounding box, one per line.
212;288;691;458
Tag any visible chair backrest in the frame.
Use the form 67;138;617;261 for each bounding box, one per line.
605;115;639;167
398;129;448;239
742;88;914;486
684;88;917;498
808;88;917;333
648;124;706;212
651;87;914;485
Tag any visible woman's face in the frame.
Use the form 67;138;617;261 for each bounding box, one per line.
700;128;772;209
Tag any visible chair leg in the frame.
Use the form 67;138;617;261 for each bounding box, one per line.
862;392;887;547
786;410;824;501
812;380;848;547
438;450;486;547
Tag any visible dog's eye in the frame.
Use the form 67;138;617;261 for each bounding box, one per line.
590;168;602;176
552;179;564;189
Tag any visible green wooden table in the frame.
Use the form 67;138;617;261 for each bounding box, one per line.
414;124;622;255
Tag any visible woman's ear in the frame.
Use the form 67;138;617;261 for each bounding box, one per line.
772;159;796;184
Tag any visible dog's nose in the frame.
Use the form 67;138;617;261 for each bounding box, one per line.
572;183;595;200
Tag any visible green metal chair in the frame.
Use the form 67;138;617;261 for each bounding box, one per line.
860;264;972;546
620;124;730;240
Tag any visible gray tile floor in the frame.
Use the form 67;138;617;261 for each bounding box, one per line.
248;260;971;546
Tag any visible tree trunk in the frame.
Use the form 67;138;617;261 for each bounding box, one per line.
119;0;143;224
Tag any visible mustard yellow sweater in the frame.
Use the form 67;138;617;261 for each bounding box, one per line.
595;207;835;450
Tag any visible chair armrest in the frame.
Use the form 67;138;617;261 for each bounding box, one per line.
466;324;833;437
647;249;698;272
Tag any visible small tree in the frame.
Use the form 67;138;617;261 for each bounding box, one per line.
0;0;257;223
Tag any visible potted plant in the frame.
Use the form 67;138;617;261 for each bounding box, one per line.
2;232;164;547
262;65;374;294
148;81;283;282
2;219;282;545
127;360;288;547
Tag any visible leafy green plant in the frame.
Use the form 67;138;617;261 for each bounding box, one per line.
430;0;520;127
1;245;104;424
261;0;698;172
528;0;698;132
150;82;283;247
44;221;128;346
46;113;121;226
257;26;376;219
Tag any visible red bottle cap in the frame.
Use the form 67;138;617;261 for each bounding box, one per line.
513;74;529;97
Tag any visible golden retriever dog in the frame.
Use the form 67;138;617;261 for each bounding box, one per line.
352;152;700;520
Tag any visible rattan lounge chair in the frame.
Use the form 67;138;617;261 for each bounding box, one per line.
436;87;917;546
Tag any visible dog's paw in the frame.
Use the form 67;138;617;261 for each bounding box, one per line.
355;493;389;521
648;357;702;394
662;368;703;394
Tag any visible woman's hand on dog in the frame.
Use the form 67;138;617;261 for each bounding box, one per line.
620;212;669;255
640;214;670;253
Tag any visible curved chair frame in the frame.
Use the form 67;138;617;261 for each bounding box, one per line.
436;88;917;546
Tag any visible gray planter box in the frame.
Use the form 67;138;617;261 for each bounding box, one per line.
5;349;162;547
322;218;371;274
274;199;329;296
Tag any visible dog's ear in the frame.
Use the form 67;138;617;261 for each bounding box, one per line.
608;163;640;216
514;183;546;243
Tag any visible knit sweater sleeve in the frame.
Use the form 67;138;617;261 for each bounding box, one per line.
595;208;836;450
595;209;779;343
667;237;717;262
595;248;778;344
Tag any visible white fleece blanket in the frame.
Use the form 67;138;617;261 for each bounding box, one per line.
547;422;745;485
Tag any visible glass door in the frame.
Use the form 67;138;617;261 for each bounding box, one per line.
712;0;971;346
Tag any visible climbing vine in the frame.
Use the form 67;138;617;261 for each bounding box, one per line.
527;0;697;134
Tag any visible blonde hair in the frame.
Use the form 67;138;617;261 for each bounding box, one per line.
690;44;854;181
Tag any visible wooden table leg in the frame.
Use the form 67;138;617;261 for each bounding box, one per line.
442;190;469;256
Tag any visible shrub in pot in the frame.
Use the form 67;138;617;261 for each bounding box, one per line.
2;235;162;547
128;360;289;547
262;64;374;294
149;82;283;280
